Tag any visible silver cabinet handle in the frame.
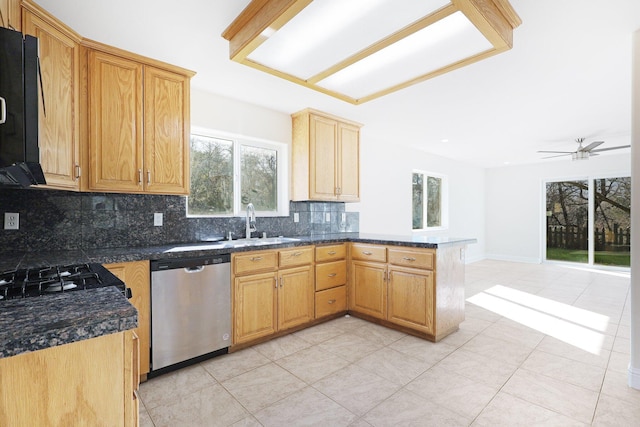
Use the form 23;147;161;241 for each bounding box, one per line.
184;266;204;273
147;170;151;184
327;299;336;304
362;251;372;255
402;257;416;262
274;277;278;288
327;250;337;255
292;252;303;257
0;97;6;124
138;169;143;184
279;277;283;288
75;164;81;180
250;256;263;261
327;273;337;277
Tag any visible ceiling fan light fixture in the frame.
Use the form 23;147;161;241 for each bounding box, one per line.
222;0;521;104
572;151;589;161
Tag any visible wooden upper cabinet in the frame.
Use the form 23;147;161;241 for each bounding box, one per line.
81;39;194;194
22;2;81;190
291;109;361;202
0;0;20;30
143;66;190;194
86;49;144;192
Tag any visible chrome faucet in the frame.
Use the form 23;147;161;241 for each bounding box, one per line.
245;203;256;238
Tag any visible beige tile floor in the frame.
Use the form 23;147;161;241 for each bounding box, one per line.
138;260;640;426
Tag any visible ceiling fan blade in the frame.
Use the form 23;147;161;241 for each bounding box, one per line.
581;141;604;152
542;153;572;159
537;150;573;154
590;145;631;153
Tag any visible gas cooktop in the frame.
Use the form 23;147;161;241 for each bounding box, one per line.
0;263;130;302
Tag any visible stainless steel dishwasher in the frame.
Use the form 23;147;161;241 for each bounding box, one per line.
150;254;231;373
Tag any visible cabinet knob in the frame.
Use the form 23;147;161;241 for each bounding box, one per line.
279;277;283;288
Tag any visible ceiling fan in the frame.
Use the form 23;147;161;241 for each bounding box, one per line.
538;137;631;160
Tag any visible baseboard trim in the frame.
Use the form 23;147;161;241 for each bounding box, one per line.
629;364;640;390
484;254;542;264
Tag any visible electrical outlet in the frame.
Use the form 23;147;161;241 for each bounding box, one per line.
293;212;299;223
341;212;346;222
154;212;163;227
325;212;331;222
4;212;19;230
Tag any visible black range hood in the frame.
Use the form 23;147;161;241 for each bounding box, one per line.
0;27;46;188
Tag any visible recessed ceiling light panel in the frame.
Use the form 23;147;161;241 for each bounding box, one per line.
223;0;521;104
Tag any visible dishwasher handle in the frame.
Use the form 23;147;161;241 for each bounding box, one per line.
184;266;205;273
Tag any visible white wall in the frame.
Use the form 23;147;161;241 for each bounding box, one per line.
352;130;486;263
485;154;631;263
191;89;291;144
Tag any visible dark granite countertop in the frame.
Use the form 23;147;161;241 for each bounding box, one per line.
0;286;137;359
0;233;476;271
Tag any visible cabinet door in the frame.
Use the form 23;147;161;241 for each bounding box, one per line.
105;260;150;378
234;272;277;344
278;265;314;330
143;66;190;194
350;260;387;319
337;122;360;201
388;267;434;334
87;50;143;192
1;0;20;30
309;114;338;200
23;10;80;190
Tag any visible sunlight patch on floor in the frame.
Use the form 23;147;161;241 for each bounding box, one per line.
467;285;609;355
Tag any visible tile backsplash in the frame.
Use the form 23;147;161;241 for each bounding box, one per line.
0;189;359;253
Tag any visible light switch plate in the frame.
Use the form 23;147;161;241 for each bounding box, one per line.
293;212;299;223
325;212;331;222
154;212;163;227
341;212;346;222
4;212;19;230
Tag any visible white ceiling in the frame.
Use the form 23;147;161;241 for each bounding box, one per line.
37;0;640;168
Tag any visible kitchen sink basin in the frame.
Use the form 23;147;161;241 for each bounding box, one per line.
226;237;301;248
164;237;301;253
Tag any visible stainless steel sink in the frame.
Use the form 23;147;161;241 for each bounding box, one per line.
226;237;301;248
164;237;301;253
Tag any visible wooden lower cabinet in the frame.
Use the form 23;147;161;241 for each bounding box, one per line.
105;260;151;380
315;285;347;318
232;248;314;346
350;260;387;319
278;265;314;330
234;271;277;344
0;330;139;426
387;266;434;334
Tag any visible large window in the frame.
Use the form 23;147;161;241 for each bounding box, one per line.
187;129;287;217
545;176;630;267
412;171;447;230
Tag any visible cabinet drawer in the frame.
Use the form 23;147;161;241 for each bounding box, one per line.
388;248;434;270
350;244;386;262
315;244;346;262
315;286;347;318
315;260;347;291
233;251;278;275
279;246;314;268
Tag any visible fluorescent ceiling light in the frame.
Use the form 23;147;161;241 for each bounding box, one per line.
223;0;521;104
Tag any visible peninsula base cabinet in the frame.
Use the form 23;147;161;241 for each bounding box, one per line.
0;330;140;426
349;243;464;341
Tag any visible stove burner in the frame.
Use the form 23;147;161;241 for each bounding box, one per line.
43;281;78;293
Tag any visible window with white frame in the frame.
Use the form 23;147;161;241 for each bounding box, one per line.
187;129;288;216
412;171;447;230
